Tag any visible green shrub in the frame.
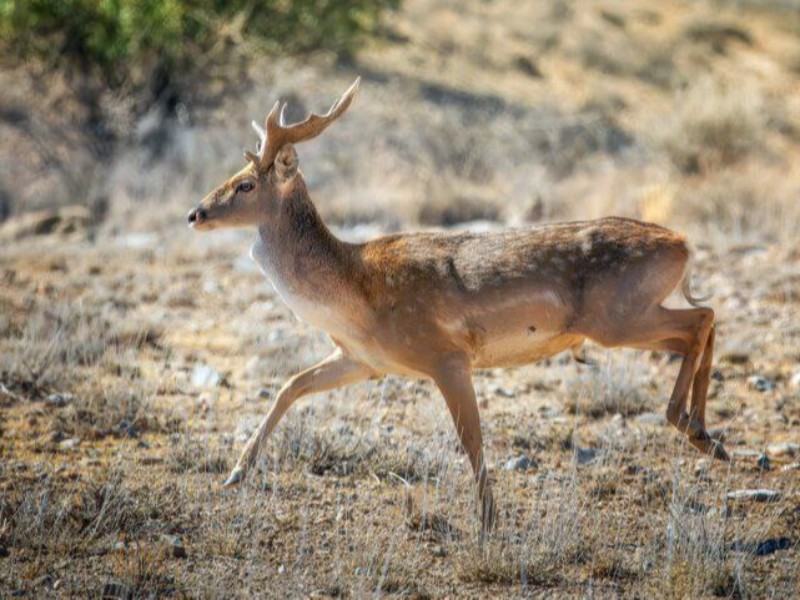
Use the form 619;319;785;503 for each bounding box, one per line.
0;0;399;88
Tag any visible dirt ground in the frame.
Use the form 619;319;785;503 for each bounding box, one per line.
2;1;800;598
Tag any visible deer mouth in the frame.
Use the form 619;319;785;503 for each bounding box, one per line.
187;207;209;230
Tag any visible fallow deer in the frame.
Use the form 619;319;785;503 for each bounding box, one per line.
187;78;730;531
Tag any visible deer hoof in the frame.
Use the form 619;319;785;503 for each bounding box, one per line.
711;439;731;462
222;467;244;488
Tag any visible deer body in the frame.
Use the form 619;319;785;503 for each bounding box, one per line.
188;79;729;533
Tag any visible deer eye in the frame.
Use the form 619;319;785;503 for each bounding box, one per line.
237;181;254;193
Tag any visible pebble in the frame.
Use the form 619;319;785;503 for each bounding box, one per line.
45;393;73;407
102;582;132;599
635;412;667;426
730;537;792;556
790;371;800;389
726;489;781;503
503;455;537;471
490;384;514;398
781;462;800;472
767;442;799;457
574;448;599;465
191;364;224;388
60;438;81;449
732;449;760;458
747;376;776;393
161;534;187;559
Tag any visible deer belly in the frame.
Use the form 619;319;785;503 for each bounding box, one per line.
468;289;577;368
473;330;580;368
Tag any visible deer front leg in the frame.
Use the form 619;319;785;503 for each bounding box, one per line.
433;356;496;535
223;350;375;487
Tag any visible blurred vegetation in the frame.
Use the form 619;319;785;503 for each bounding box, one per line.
0;0;399;105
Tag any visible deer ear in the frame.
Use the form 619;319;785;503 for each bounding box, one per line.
274;145;298;181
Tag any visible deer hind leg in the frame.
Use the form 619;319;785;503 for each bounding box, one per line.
223;350;376;488
432;356;496;535
686;324;728;460
582;306;728;460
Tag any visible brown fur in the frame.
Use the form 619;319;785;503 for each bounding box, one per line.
188;80;729;534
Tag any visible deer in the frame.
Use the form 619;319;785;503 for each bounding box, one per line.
187;78;730;532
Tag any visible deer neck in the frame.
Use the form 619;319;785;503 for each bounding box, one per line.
252;178;354;302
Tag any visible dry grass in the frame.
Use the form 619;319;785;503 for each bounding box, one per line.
2;0;800;596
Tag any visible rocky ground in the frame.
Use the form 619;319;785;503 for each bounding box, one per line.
2;0;800;597
1;212;798;598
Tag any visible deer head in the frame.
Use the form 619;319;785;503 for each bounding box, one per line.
187;78;360;231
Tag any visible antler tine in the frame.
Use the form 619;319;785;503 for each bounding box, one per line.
251;120;266;153
256;77;361;170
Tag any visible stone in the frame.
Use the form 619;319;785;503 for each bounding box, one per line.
731;449;760;458
161;534;187;559
60;438;81;449
726;489;781;503
730;537;792;556
635;412;667;426
781;462;800;472
747;375;776;393
490;384;515;398
191;364;224;388
767;442;800;457
790;370;800;389
503;455;537;471
45;393;73;407
574;448;599;465
102;582;133;599
0;206;93;240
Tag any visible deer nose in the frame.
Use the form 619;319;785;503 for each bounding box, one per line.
187;207;207;225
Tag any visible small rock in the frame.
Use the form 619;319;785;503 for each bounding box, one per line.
767;442;800;458
503;455;537;471
731;449;760;458
257;387;271;399
781;462;800;472
757;454;771;470
60;437;81;449
721;351;749;365
489;384;514;398
191;364;224;388
115;420;138;439
430;545;447;557
790;371;800;389
695;459;711;478
755;538;792;556
747;375;776;393
635;412;667;426
730;537;792;556
102;582;133;600
161;534;187;559
726;489;781;503
574;448;599;465
45;393;73;407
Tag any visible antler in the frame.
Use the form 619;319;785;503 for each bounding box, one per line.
248;77;360;171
